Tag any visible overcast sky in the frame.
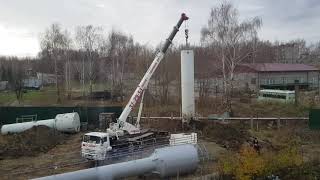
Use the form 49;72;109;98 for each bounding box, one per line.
0;0;320;57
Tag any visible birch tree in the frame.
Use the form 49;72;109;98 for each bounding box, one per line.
75;25;103;95
40;23;71;103
105;30;134;102
201;1;262;112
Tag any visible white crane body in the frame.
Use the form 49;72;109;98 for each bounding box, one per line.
110;52;164;134
81;13;191;162
108;13;189;135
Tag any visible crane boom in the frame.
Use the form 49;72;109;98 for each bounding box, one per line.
115;13;189;134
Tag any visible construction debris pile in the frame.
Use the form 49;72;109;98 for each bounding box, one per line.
0;126;68;159
203;123;250;150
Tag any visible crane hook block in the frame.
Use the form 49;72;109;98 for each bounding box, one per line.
181;13;189;21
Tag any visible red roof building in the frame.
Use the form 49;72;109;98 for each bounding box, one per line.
234;63;319;91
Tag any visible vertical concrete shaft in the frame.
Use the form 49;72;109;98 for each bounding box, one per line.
181;50;195;121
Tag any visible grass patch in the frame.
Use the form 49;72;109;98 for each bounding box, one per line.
23;90;57;104
0;92;16;105
232;101;309;117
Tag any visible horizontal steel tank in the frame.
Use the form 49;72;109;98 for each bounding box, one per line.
1;112;80;135
55;113;80;133
33;144;199;180
154;143;199;177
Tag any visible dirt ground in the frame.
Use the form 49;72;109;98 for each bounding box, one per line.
0;130;88;180
201;123;251;150
0;126;69;159
1;120;320;179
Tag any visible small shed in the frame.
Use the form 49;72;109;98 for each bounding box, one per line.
0;81;8;91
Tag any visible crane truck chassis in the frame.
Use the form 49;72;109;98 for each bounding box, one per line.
81;13;192;162
82;132;197;161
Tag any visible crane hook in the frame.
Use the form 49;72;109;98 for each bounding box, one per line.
184;20;189;47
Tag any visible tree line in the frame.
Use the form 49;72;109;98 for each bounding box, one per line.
0;1;320;110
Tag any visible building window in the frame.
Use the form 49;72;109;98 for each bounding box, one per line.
268;79;275;84
251;78;256;85
283;77;287;84
263;93;286;99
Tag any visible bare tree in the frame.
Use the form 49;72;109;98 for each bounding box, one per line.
153;47;180;105
194;47;216;106
40;23;71;103
64;49;76;99
104;30;134;102
7;59;25;103
201;1;262;112
75;25;103;95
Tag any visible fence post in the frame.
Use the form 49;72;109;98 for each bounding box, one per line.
250;118;254;129
277;118;281;130
256;119;259;131
176;169;180;180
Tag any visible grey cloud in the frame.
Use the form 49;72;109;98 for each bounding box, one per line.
0;0;320;56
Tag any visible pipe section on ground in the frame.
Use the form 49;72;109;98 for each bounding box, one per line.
33;144;199;180
1;112;80;135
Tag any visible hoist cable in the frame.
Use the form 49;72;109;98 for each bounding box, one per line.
184;20;189;47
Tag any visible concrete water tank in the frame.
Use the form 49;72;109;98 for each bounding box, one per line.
181;50;195;121
1;112;80;135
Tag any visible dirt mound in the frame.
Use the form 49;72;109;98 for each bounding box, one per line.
293;128;320;144
203;123;250;150
0;125;69;159
142;118;183;132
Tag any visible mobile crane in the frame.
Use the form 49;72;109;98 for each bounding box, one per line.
81;13;195;161
108;13;189;136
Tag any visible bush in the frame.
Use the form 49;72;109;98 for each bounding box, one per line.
263;144;303;175
218;144;303;180
235;146;266;180
219;146;265;180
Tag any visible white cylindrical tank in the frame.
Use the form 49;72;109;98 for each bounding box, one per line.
34;119;55;128
1;119;55;135
154;143;199;177
1;112;80;135
55;113;80;133
33;144;199;180
181;50;195;121
1;121;38;135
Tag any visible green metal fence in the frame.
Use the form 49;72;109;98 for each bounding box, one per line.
0;106;122;127
309;109;320;130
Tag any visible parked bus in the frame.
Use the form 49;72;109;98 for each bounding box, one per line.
258;89;295;103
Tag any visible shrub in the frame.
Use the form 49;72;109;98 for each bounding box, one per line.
235;146;266;180
218;144;303;179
